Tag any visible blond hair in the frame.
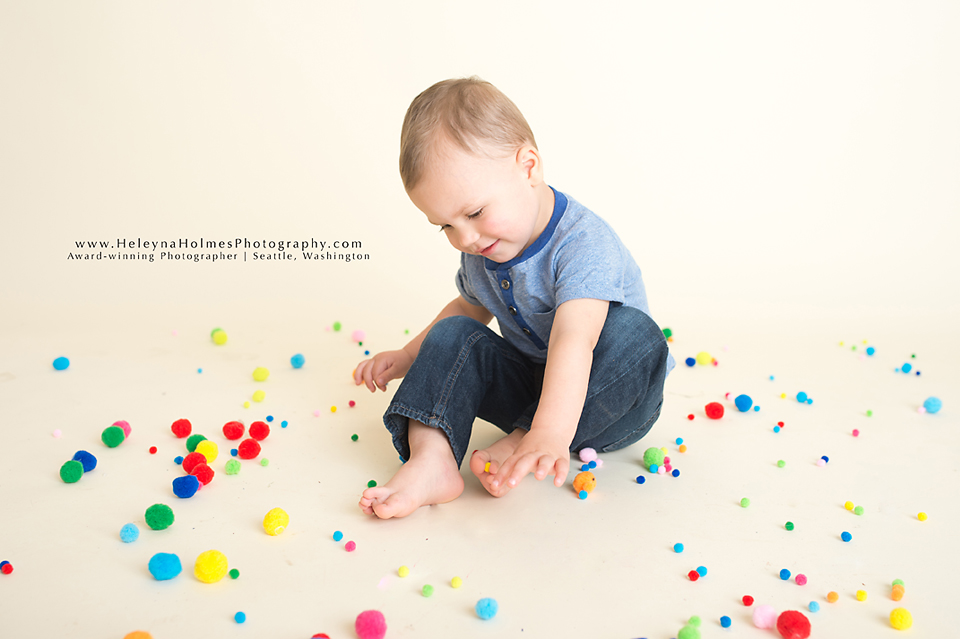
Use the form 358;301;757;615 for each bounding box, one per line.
399;76;537;192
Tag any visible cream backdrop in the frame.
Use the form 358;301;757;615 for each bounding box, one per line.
2;1;958;335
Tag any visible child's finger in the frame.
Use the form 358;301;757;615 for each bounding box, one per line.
504;453;537;488
553;458;570;487
534;455;554;480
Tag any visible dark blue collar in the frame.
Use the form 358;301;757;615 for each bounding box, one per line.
484;185;566;270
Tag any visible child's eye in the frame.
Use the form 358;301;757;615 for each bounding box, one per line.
467;208;483;219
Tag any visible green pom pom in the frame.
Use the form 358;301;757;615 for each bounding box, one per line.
145;503;175;530
777;459;786;468
225;460;241;475
333;321;342;331
422;584;434;597
351;434;359;442
854;505;864;516
678;624;701;639
892;578;904;587
663;327;673;338
229;568;240;579
688;615;702;627
642;447;665;470
101;426;125;448
367;480;377;488
60;459;83;483
186;434;207;453
740;497;751;508
785;521;795;531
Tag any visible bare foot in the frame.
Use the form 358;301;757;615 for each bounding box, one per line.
359;422;465;519
469;428;526;497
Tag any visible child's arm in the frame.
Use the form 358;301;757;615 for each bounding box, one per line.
491;298;609;490
353;296;493;392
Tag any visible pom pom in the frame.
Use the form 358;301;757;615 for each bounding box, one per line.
809;602;820;613
572;471;596;495
856;589;867;601
225;460;241;475
222;421;245;440
475;598;498;620
189;463;214;485
148;553;182;580
333;530;343;542
753;605;776;628
451;576;463;588
892;584;905;601
795;574;807;585
59;460;84;483
742;595;754;606
171;419;192;438
351;329;366;343
145;503;175;530
889;607;913;630
101;425;125;448
181;452;207;474
185;434;207;452
923;396;942;414
172;475;200;498
776;610;811;639
688;570;700;581
53;356;70;370
120;523;140;543
696;566;707;576
211;328;227;345
642;447;665;470
841;531;852;542
263;507;289;536
578;447;597;462
249;421;270;441
238;438;261;459
234;612;246;624
194;550;228;583
355;610;387;639
397;565;408;577
252;366;270;382
422;584;434;597
720;616;732;628
194;439;218;463
827;591;839;603
735;394;753;412
291;353;305;368
123;633;152;639
779;568;791;580
705;402;724;419
677;625;701;639
0;561;12;575
674;543;684;553
345;541;357;552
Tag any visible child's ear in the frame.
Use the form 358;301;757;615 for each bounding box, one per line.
516;144;543;183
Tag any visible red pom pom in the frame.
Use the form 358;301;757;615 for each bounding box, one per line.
312;635;331;639
182;452;207;474
238;438;261;460
149;446;158;454
190;462;215;485
776;610;811;639
743;595;755;606
705;402;725;419
355;610;386;639
249;421;270;441
687;414;695;420
348;401;356;408
778;421;785;427
171;418;192;438
688;570;700;581
222;421;245;440
1;563;13;575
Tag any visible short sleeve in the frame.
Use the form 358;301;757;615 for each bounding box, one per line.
553;219;626;307
455;254;484;306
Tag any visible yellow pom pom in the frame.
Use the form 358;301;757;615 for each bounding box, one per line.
252;390;265;402
252;367;270;382
780;393;786;399
263;507;289;536
918;511;927;521
856;589;867;601
660;447;668;454
243;401;250;408
194;439;218;463
124;633;153;639
826;591;839;603
194;550;228;583
330;406;337;413
695;351;711;366
890;607;913;630
212;330;228;345
678;444;687;453
451;576;463;588
572;471;596;494
398;565;409;578
844;501;854;510
484;462;491;473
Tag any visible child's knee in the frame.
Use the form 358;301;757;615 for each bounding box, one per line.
594;305;668;365
424;315;486;348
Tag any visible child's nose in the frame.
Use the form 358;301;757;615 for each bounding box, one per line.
458;228;480;248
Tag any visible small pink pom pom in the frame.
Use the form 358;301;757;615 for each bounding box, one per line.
795;573;807;585
53;429;62;438
753;604;777;629
313;410;321;417
852;429;860;437
345;541;356;552
579;448;597;463
817;459;826;467
113;420;131;437
355;610;387;639
594;458;603;468
918;406;927;414
657;466;666;475
351;329;366;343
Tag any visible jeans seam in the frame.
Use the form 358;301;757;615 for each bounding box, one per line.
586;337;661;403
434;329;491;417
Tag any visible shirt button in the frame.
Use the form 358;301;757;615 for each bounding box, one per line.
522;328;531;335
509;306;517;315
500;279;510;290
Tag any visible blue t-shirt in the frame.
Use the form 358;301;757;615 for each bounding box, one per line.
456;186;674;373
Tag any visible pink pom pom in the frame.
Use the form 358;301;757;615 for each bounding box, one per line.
313;410;321;417
816;459;826;467
53;429;62;438
113;420;131;437
351;329;366;343
345;540;356;552
355;610;387;639
594;458;603;468
795;573;807;585
852;429;860;437
579;448;597;463
918;406;927;414
753;604;777;629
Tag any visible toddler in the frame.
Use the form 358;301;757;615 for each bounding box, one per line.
355;77;674;519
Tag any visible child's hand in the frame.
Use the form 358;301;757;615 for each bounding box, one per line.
491;429;572;491
353;349;414;392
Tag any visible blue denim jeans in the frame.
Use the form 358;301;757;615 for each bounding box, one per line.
383;303;668;468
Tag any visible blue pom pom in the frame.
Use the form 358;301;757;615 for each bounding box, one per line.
696;566;707;577
821;455;829;463
234;611;246;623
902;363;912;374
924;397;942;414
721;615;732;628
72;450;98;473
671;469;680;477
780;568;791;580
685;357;696;367
53;356;70;371
172;474;200;498
649;463;659;473
174;456;184;465
231;449;238;456
636;476;646;484
266;415;274;422
754;405;760;411
475;597;498;620
675;437;683;445
841;531;852;542
866;346;875;356
796;391;808;403
291;353;305;369
734;394;753;412
588;460;597;469
333;530;343;542
809;601;820;613
674;543;684;553
281;420;288;428
119;523;140;543
773;426;781;433
580;464;589;471
807;398;813;404
148;553;182;580
578;490;588;499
